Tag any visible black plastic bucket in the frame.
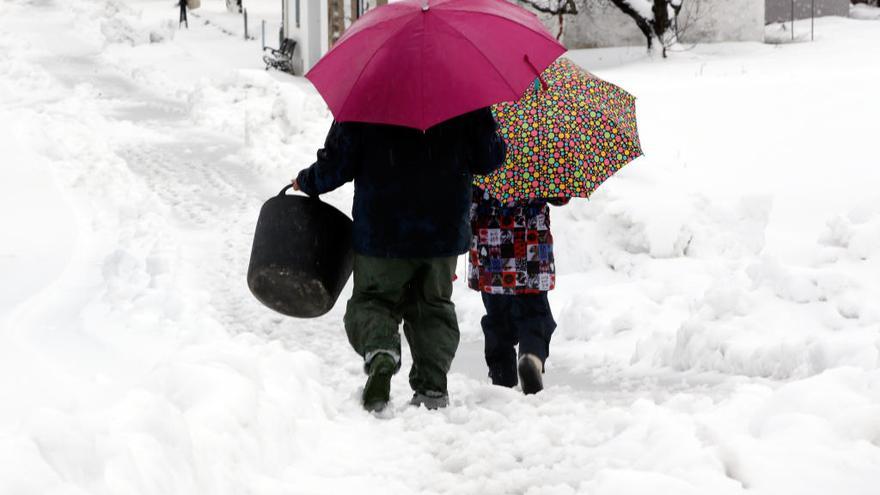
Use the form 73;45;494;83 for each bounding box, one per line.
247;185;354;318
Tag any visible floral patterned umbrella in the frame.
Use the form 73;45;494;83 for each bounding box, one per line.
474;57;643;201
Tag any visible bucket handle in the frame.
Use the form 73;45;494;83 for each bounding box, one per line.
278;184;321;201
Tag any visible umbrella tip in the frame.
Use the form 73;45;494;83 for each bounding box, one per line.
422;0;429;11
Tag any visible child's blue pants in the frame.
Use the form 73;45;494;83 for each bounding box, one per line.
480;292;557;370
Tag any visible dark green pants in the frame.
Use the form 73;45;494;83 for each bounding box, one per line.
344;255;460;394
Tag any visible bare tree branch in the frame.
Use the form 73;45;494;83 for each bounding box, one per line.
518;0;579;15
517;0;578;40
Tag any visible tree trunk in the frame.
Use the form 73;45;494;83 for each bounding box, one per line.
557;11;564;40
652;0;670;38
329;0;345;46
608;0;655;51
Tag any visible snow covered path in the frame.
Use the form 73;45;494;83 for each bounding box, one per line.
2;1;880;494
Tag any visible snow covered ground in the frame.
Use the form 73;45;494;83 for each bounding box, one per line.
2;1;880;493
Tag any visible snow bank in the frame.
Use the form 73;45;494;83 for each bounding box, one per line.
851;3;880;20
1;3;336;494
552;22;880;381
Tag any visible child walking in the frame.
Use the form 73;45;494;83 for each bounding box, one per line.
467;187;568;395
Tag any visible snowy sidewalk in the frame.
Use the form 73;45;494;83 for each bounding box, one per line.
2;1;880;494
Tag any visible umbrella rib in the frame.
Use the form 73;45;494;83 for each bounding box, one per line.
336;15;422;120
431;15;519;98
322;7;415;55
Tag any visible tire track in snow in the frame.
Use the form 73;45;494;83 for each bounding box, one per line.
103;74;365;398
47;49;273;340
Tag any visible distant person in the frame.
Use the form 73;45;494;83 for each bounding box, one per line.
467;188;568;395
293;109;506;412
178;0;188;29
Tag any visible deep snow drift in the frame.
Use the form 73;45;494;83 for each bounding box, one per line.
1;1;880;494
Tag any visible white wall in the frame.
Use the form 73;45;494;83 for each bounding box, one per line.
677;0;765;44
280;0;384;74
283;0;325;74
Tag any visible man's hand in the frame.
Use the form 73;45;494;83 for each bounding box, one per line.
291;178;300;191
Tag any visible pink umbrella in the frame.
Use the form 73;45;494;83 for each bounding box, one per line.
306;0;566;131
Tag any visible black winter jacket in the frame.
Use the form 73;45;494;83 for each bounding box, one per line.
296;108;506;258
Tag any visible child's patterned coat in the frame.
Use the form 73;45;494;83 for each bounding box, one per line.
467;188;568;295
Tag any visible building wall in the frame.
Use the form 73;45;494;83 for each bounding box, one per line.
280;0;390;74
677;0;765;44
765;0;849;23
558;0;765;49
283;0;325;74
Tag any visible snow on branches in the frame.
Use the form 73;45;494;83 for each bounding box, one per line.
518;0;686;57
518;0;579;39
609;0;683;56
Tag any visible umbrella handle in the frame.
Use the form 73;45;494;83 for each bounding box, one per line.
523;55;548;91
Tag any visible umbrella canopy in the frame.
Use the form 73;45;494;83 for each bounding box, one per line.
305;0;566;131
474;58;643;201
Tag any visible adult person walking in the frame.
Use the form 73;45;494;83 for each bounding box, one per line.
293;110;506;412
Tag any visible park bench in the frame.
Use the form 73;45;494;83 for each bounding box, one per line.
263;38;298;74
